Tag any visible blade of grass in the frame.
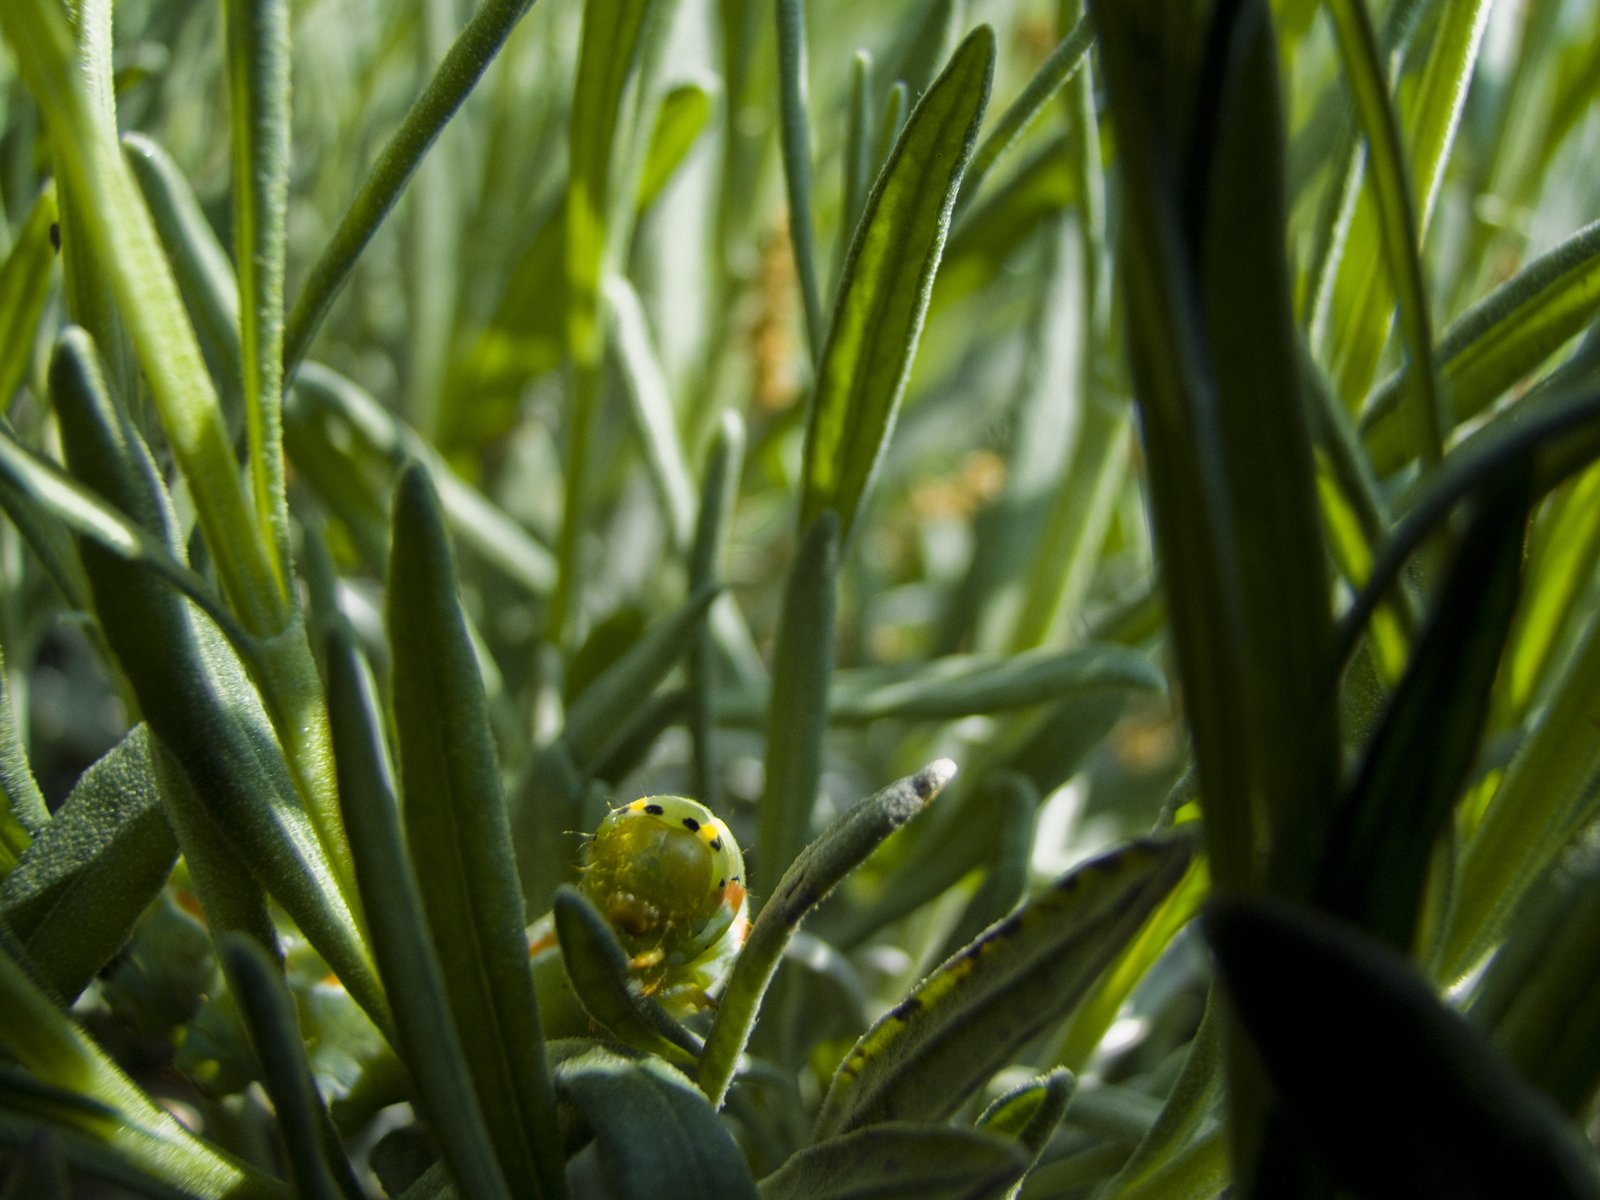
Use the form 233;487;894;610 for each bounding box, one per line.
953;12;1092;215
687;411;744;810
605;275;696;549
1313;465;1530;952
1090;0;1337;890
0;182;57;412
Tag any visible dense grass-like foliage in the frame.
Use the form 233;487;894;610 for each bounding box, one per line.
2;0;1600;1196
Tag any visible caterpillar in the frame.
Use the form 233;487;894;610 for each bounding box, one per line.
529;795;750;1030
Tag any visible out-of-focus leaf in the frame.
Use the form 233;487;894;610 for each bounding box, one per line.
0;182;58;412
757;512;838;884
718;643;1161;726
1207;897;1600;1199
636;80;713;213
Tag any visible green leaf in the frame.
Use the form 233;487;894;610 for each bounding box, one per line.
223;0;292;580
218;935;353;1200
323;623;512;1200
561;584;719;768
774;0;824;362
636;80;713;214
954;13;1092;212
759;1123;1028;1200
1440;514;1600;979
606;274;697;549
386;463;564;1200
757;512;838;882
0;423;253;656
688;411;745;811
799;26;994;543
814;831;1195;1137
287;363;555;593
0;638;46;850
975;1068;1075;1197
701;760;955;1108
49;328;383;1029
122;133;244;439
1089;0;1336;890
0;182;57;413
1362;217;1600;473
1313;465;1530;951
1206;897;1600;1200
1;0;285;637
555;1046;757;1200
549;886;702;1065
0;725;176;1002
1099;990;1224;1198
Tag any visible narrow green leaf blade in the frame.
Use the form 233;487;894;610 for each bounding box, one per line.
0;182;58;411
218;935;352;1200
1089;0;1335;888
701;760;954;1108
1314;466;1530;950
324;623;512;1200
815;832;1195;1136
386;463;563;1200
757;512;838;882
223;0;292;578
799;26;994;542
1363;218;1600;473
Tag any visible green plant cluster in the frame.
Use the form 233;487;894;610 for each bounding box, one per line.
1;0;1600;1196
